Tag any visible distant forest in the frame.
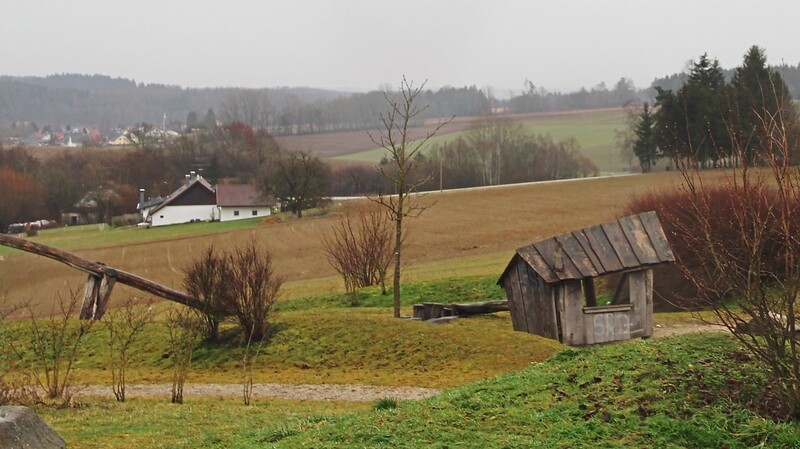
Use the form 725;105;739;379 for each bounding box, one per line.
2;63;800;134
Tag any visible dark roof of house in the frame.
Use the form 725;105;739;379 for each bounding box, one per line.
215;184;273;207
138;196;164;210
149;177;215;215
500;211;675;285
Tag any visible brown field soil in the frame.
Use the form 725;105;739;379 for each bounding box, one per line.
274;108;623;158
0;171;696;315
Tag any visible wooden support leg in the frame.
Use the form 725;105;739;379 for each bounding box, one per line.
80;274;101;320
79;270;117;320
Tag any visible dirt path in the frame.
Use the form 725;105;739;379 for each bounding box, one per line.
77;383;441;402
74;324;724;402
651;322;728;338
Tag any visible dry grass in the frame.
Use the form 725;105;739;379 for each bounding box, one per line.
0;172;689;314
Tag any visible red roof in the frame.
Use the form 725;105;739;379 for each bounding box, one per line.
215;184;273;207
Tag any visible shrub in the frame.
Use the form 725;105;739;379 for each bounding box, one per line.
624;185;800;308
227;241;283;342
183;247;231;342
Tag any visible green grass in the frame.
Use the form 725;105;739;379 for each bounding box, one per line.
35;333;800;448
1;275;562;388
265;333;800;448
37;397;369;449
335;109;628;173
278;275;504;312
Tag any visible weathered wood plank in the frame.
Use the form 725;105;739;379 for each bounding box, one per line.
644;268;654;337
584;225;624;273
80;274;101;320
556;234;598;278
94;273;117;319
602;221;640;269
628;270;647;338
533;238;582;281
560;280;585;345
517;246;559;284
514;260;532;332
518;262;538;334
528;264;558;339
505;260;526;331
572;230;604;273
619;215;660;265
639;211;675;262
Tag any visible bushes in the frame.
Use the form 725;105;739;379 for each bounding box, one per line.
183;241;283;342
624;184;800;308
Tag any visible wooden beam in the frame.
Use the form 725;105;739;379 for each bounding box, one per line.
0;234;229;318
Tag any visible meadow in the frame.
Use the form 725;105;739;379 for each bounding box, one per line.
4;162;781;448
331;108;629;174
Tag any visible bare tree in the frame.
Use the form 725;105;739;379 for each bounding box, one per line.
662;90;800;418
103;297;154;402
166;306;202;404
368;78;452;317
227;240;283;342
322;203;393;305
183;247;232;342
7;288;92;399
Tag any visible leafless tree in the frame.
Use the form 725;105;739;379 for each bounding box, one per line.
183;247;232;342
664;90;800;418
103;297;154;402
368;77;451;317
322;203;393;305
227;240;283;342
6;288;92;399
166;306;202;404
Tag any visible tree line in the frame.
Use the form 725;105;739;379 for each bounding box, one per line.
626;46;799;172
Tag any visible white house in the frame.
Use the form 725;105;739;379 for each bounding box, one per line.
215;184;274;222
147;175;218;227
143;175;273;227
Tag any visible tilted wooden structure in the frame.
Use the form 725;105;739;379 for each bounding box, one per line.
498;211;674;346
0;234;225;320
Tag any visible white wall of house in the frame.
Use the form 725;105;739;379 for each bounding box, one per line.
150;205;218;227
218;206;272;222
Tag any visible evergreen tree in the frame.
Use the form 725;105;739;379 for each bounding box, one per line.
730;45;797;163
632;103;659;172
655;54;729;166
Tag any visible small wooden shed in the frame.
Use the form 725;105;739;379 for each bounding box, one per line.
498;211;674;346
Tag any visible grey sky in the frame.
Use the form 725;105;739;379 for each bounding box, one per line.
1;1;798;95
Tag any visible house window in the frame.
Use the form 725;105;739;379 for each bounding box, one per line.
159;215;164;219
234;210;239;216
252;210;258;216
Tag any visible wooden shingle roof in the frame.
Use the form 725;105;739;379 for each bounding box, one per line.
501;211;674;285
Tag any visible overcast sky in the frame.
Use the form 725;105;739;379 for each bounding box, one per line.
2;1;798;95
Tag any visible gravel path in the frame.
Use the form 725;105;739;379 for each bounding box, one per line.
73;324;723;402
77;383;441;402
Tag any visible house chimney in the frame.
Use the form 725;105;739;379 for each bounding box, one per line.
138;188;145;209
185;174;191;185
190;170;197;181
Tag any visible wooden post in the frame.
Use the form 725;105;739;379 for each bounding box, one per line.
583;278;597;307
0;233;229;319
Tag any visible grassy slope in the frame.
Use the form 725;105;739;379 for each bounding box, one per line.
334;109;628;173
35;333;800;449
268;333;799;449
2;276;561;388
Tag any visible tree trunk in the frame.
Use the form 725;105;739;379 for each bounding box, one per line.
449;300;509;316
393;205;403;318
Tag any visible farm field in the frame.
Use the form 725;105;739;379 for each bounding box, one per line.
3;168;790;448
276;108;629;173
0;171;687;314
